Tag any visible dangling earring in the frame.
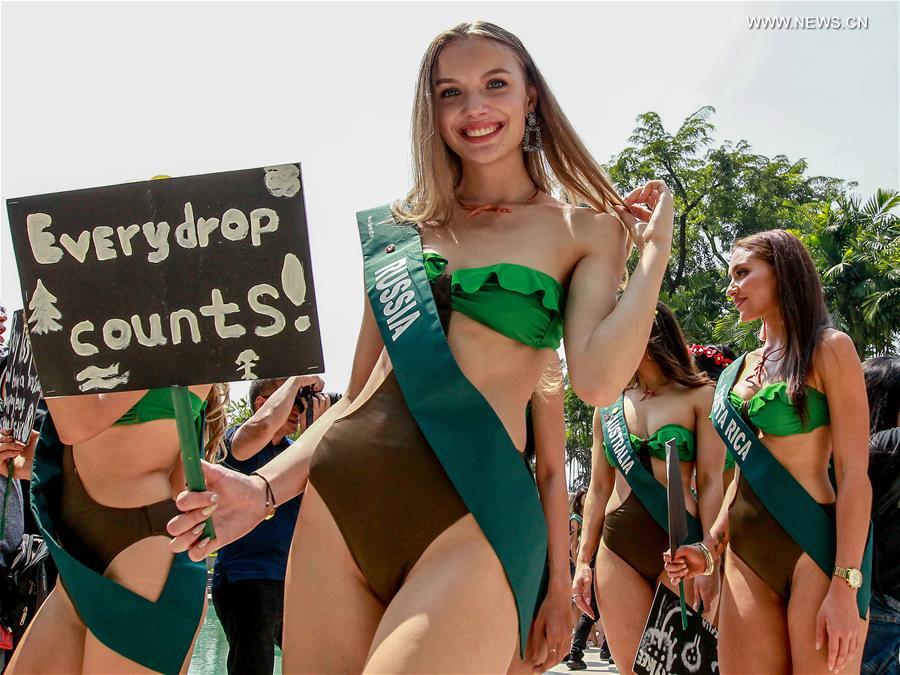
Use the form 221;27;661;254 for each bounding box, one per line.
523;111;543;152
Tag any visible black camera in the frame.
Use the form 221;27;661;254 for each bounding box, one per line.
295;386;342;426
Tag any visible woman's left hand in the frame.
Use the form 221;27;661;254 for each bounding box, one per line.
527;585;573;672
692;572;720;617
816;582;863;672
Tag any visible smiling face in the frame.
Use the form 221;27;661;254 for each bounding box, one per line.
432;37;536;167
727;247;779;323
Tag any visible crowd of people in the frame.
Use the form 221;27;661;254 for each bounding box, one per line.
0;19;896;675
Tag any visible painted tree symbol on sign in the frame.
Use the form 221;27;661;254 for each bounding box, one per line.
28;279;63;334
236;349;260;380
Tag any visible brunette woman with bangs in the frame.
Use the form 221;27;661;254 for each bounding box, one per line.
168;20;678;673
666;229;872;673
573;302;725;669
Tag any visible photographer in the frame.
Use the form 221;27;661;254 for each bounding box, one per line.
211;375;332;675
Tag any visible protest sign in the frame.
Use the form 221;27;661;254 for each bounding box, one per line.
6;164;323;395
0;311;42;443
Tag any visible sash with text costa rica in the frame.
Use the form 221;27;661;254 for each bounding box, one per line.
711;355;872;617
356;204;547;655
600;395;702;542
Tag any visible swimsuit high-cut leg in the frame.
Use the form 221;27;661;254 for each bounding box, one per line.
729;475;836;601
57;445;180;574
308;275;470;604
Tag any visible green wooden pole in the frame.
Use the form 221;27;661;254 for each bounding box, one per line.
171;386;215;540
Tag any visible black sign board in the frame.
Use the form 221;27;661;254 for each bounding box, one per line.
0;311;42;443
6;164;323;395
634;584;719;675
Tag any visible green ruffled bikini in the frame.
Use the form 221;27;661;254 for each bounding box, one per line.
423;251;565;349
603;423;696;467
728;380;835;600
600;421;698;580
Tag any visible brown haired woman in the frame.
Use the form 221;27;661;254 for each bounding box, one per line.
666;229;872;673
0;383;229;673
573;302;725;670
168;21;676;671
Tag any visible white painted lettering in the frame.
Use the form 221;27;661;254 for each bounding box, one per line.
249;208;278;246
92;226;117;261
248;284;286;337
143;221;171;263
221;208;249;242
70;320;98;356
197;217;219;247
130;313;168;347
170;309;201;345
199;288;246;338
175;202;198;249
116;224;141;256
103;318;132;350
26;213;64;264
59;231;91;263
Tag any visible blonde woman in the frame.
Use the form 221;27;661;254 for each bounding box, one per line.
169;21;675;672
0;383;229;673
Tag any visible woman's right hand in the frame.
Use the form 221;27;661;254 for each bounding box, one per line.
664;544;707;584
0;428;37;478
167;461;268;561
571;561;595;619
615;180;674;252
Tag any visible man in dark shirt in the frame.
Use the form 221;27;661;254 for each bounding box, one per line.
862;355;900;675
212;375;330;675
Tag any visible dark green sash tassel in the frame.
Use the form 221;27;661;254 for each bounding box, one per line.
711;355;872;617
599;395;703;543
31;414;207;673
356;205;548;656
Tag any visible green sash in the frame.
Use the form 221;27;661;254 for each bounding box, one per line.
599;395;702;543
711;355;872;617
31;414;207;674
357;205;547;654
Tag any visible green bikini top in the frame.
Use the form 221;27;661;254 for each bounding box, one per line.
603;423;697;467
728;381;830;436
423;251;565;350
114;388;206;426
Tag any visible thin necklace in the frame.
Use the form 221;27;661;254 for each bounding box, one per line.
456;186;540;218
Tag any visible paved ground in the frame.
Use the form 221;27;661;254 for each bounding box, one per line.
547;647;619;674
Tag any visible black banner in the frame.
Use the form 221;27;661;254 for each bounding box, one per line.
0;311;42;443
634;584;719;675
6;164;324;395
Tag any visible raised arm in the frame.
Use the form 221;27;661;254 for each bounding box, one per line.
572;406;615;617
229;374;325;461
564;182;675;407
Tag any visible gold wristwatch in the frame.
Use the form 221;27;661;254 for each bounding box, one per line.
833;566;863;589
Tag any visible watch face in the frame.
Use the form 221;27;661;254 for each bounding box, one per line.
849;569;863;588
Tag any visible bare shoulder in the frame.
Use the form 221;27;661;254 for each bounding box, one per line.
814;328;861;374
690;381;716;407
548;206;624;266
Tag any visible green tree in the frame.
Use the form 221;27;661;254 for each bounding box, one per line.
800;189;900;358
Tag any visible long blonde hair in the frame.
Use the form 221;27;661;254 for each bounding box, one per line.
395;21;633;247
203;383;229;463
